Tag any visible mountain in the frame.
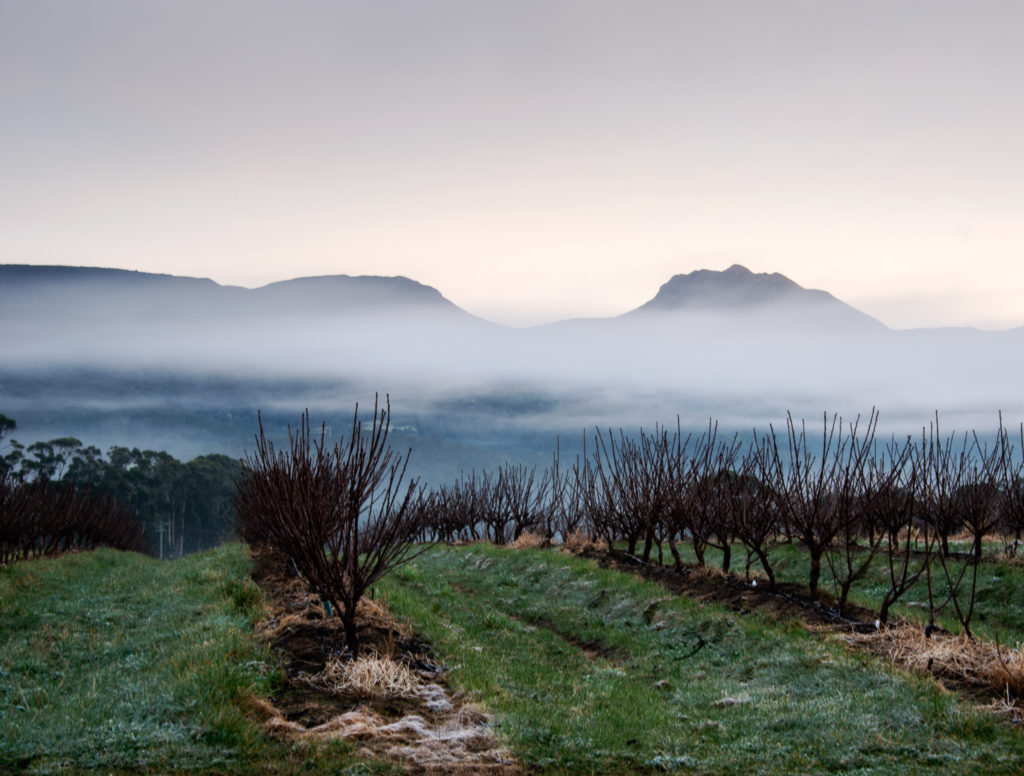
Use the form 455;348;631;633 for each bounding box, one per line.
4;263;1024;468
625;264;886;331
0;265;472;320
0;265;493;375
252;274;464;314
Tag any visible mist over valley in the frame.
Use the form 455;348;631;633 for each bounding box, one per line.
3;263;1022;482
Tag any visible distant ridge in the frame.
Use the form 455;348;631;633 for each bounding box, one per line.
0;265;473;320
0;262;886;331
253;274;461;312
626;264;886;330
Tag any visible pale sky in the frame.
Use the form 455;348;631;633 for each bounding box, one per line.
2;0;1023;328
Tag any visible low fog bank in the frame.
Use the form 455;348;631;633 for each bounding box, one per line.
3;362;1021;487
5;283;1024;480
6;305;1023;413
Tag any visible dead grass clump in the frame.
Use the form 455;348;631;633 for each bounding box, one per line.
239;694;280;723
357;596;410;636
265;705;516;773
851;624;1024;703
689;563;728;581
509;532;550;550
256;611;314;641
561;530;605;554
300;655;421;700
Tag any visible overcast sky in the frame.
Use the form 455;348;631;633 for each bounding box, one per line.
2;0;1022;328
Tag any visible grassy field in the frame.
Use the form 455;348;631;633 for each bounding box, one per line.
4;542;1024;774
0;544;382;775
380;544;1024;775
655;540;1024;643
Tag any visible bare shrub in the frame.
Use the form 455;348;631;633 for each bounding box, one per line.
0;470;147;566
682;423;741;570
725;446;780;588
993;417;1024;557
917;417;996;639
234;396;430;655
430;474;484;543
756;413;849;601
871;438;933;625
822;410;886;614
497;463;549;543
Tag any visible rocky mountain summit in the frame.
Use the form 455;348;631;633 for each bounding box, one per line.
626;264;885;330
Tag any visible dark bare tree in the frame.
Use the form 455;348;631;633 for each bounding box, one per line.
547;440;585;540
0;470;147;566
917;417;992;639
757;413;848;601
822;410;888;614
869;437;933;625
994;418;1024;556
234;397;429;655
590;428;649;555
726;444;780;589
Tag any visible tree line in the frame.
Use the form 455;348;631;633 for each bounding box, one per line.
233;398;1024;655
1;413;240;559
414;410;1024;639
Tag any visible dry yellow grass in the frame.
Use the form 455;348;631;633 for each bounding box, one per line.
356;595;411;638
560;530;605;554
849;624;1024;715
509;532;550;549
265;652;514;772
688;562;728;580
265;705;516;773
299;655;422;700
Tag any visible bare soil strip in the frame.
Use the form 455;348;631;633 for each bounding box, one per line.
584;548;1024;723
248;550;520;774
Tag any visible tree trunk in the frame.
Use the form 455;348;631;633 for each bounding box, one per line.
341;600;360;656
641;529;654;563
808;548;822;601
667;536;682;571
694;539;706;567
878;596;893;626
754;548;776;591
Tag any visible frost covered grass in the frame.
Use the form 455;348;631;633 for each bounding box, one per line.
6;540;1024;774
666;539;1024;644
380;544;1024;775
0;543;386;775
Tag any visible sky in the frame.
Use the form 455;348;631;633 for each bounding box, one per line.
2;0;1023;329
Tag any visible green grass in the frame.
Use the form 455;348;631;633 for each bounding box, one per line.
5;542;1024;775
380;544;1024;775
658;540;1024;643
0;544;385;775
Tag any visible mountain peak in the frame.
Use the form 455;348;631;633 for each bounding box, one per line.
627;265;885;330
633;265;803;312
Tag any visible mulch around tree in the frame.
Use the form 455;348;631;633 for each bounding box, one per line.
247;548;519;774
